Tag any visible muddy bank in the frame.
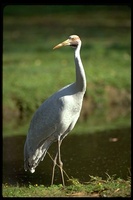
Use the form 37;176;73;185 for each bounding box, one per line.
3;86;131;123
81;85;131;121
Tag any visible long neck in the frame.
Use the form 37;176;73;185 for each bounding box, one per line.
74;41;86;93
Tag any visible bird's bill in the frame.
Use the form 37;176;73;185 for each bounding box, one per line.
53;39;70;50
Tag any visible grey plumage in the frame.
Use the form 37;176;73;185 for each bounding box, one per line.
24;35;86;185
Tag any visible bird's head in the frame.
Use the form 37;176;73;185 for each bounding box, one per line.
53;35;81;50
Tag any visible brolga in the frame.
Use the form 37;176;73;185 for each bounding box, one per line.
24;35;86;186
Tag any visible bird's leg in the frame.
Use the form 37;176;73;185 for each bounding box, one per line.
51;151;58;185
58;136;65;186
47;150;70;185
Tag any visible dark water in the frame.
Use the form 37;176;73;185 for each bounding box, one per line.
3;127;131;186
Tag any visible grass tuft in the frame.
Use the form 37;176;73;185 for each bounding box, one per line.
2;175;131;197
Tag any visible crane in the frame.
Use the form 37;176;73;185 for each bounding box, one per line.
24;35;86;186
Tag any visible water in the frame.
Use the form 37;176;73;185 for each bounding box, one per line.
3;127;131;186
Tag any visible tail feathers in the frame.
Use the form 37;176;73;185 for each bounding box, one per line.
24;146;48;173
24;133;57;173
24;139;52;173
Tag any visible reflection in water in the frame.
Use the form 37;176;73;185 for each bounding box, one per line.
3;128;131;186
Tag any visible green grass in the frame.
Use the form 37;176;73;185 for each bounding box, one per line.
3;5;131;136
2;7;131;197
2;175;131;197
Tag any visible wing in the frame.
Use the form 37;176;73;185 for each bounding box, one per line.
24;88;68;172
26;83;77;150
24;83;82;173
27;94;61;147
25;93;61;139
